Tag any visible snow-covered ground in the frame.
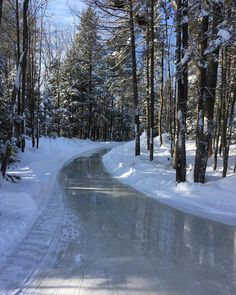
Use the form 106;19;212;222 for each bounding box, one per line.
0;137;113;262
103;133;236;226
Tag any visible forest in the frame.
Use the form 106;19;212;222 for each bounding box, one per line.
0;0;235;184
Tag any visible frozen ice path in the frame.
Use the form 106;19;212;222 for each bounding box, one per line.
1;150;236;294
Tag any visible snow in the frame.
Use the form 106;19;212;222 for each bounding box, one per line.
217;28;231;41
0;137;115;262
205;29;231;54
14;52;24;89
179;50;191;66
103;133;236;226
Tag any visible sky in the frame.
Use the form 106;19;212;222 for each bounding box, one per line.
46;0;86;29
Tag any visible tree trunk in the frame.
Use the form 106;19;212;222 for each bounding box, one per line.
205;2;223;157
149;0;155;161
88;55;92;139
129;0;140;156
194;15;209;183
146;21;150;150
213;49;224;170
16;0;21;143
213;96;222;170
11;53;24;140
110;98;114;141
21;0;30;152
36;112;39;148
1;142;12;178
223;89;236;177
165;5;174;159
222;49;235;177
175;0;188;183
158;32;164;146
36;11;44;149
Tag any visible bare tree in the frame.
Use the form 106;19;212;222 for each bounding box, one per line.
175;0;188;183
205;1;223;157
149;0;155;161
21;0;30;152
194;14;209;183
129;0;140;156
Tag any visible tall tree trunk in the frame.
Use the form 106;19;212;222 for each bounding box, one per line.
29;27;36;148
194;15;209;183
213;96;223;170
21;0;30;152
158;32;164;146
164;3;174;158
129;0;140;156
205;2;223;157
149;0;155;161
110;97;114;141
36;9;44;148
88;51;92;139
175;0;188;183
16;0;21;146
213;49;224;170
222;48;235;177
146;21;150;150
223;87;236;177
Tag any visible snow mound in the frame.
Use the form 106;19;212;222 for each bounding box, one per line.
103;134;236;226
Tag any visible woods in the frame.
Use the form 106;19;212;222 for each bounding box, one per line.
0;0;235;183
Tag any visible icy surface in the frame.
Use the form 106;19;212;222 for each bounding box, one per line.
103;133;236;226
0;137;115;263
19;151;236;295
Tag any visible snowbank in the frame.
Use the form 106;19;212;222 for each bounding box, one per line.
0;137;113;260
103;133;236;226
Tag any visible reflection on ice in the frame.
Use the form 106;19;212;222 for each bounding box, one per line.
21;151;236;295
67;186;120;191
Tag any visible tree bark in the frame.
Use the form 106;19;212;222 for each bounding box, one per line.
1;142;12;178
15;0;22;145
175;0;188;183
205;2;223;157
213;49;224;170
146;21;150;150
158;32;164;146
223;88;236;177
88;50;93;139
194;15;209;183
21;0;30;152
165;4;174;159
129;0;140;156
149;0;155;161
222;48;235;177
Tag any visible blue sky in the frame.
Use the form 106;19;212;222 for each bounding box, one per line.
47;0;86;29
